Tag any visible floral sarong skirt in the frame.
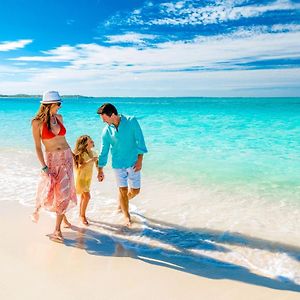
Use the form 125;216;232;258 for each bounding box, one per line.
35;148;77;215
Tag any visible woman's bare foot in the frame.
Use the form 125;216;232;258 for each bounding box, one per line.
63;215;72;228
49;230;64;242
31;211;39;223
80;216;89;226
63;217;72;228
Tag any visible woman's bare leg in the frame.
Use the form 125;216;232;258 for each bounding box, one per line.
31;204;41;223
52;214;64;241
63;214;72;228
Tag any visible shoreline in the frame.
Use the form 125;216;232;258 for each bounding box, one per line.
1;201;299;300
1;148;300;287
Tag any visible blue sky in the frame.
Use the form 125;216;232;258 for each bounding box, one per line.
0;0;299;97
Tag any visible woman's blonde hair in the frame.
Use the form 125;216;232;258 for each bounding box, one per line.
73;135;92;168
32;103;55;129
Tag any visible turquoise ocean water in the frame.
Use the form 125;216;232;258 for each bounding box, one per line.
1;97;299;203
1;97;300;286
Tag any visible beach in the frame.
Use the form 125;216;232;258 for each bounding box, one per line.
1;201;300;300
1;0;300;297
0;97;300;298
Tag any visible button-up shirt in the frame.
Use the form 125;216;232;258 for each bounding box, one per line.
98;114;148;169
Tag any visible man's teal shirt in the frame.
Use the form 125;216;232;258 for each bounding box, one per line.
98;114;148;169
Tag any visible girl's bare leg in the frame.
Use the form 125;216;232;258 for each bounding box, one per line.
80;192;90;225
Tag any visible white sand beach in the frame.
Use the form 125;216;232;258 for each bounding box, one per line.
1;201;299;300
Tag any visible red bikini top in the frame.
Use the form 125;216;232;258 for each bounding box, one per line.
41;117;66;140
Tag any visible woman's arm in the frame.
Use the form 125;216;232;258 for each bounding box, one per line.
32;120;47;168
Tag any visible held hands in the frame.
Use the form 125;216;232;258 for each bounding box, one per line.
97;169;105;182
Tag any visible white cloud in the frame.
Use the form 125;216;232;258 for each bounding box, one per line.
66;19;75;25
1;65;299;97
13;45;80;62
132;9;141;15
11;30;300;69
105;32;157;44
271;24;300;32
127;0;300;26
0;39;32;51
3;28;300;96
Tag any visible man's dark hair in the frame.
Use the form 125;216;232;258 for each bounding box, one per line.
97;103;118;116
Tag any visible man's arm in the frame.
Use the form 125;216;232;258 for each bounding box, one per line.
132;117;148;155
97;131;110;182
133;154;143;172
132;118;147;172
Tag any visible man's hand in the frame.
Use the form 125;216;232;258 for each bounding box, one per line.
133;155;143;172
97;168;105;182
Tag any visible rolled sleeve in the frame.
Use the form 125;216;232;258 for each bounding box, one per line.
132;117;148;155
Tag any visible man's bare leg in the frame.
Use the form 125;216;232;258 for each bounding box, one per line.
117;188;140;211
119;187;131;227
128;188;140;200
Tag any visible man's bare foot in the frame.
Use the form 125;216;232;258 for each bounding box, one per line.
48;230;64;242
124;217;132;228
80;216;89;226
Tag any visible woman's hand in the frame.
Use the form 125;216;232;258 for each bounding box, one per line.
41;166;51;176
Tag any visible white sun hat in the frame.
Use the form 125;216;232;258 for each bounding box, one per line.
40;91;62;104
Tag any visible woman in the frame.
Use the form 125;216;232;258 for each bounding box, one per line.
31;91;77;241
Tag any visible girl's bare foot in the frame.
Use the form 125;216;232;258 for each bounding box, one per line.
80;216;89;226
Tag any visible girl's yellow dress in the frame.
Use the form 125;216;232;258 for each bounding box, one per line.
75;151;97;194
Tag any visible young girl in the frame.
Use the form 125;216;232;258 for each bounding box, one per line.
73;135;98;225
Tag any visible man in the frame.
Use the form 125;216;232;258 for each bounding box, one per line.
97;103;148;227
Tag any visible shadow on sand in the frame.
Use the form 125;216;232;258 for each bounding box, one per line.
62;213;300;293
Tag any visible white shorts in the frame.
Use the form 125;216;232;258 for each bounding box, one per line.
114;167;141;189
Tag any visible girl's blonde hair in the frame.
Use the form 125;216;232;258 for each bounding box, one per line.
73;135;92;168
32;103;55;129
